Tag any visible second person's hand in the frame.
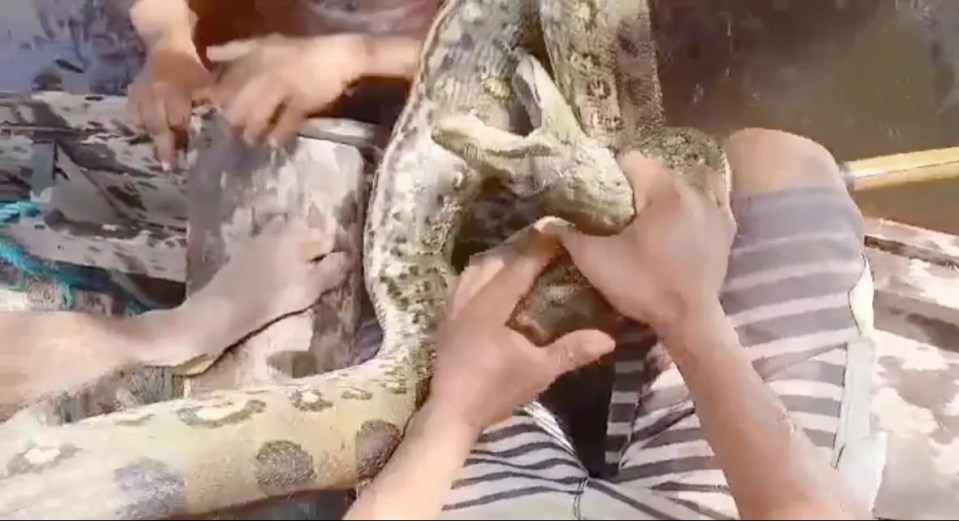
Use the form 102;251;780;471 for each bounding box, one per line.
557;152;737;336
201;34;369;147
426;220;616;434
128;39;213;171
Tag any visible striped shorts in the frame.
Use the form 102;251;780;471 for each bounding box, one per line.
439;187;885;519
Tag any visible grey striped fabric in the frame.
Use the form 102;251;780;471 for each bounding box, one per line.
439;187;878;520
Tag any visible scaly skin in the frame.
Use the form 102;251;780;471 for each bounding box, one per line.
0;1;540;518
435;0;732;345
0;0;730;518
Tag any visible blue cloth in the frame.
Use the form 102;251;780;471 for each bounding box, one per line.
0;200;148;315
0;0;144;96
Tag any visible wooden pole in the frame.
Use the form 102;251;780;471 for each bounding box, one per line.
841;145;959;192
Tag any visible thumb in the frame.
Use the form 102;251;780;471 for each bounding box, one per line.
555;226;618;273
540;217;601;261
556;226;593;258
543;329;615;377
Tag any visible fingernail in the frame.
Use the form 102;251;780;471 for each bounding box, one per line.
160;161;171;172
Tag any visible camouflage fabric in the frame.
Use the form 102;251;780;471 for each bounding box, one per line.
0;0;145;96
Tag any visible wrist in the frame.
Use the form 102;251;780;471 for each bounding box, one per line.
146;32;202;65
414;397;484;443
658;299;736;362
287;34;366;87
353;35;423;80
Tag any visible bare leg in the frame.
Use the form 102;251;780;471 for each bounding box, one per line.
0;217;348;407
722;127;846;194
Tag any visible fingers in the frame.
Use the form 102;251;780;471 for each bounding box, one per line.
165;90;192;131
217;78;278;144
153;130;178;171
466;228;561;323
146;93;177;170
206;39;259;63
205;50;303;147
206;55;261;110
126;85;149;126
542;329;615;377
241;88;285;145
268;105;307;147
136;92;177;169
129;84;188;171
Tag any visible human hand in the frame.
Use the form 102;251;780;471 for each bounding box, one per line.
202;34;367;147
128;40;212;170
428;220;616;433
557;152;736;335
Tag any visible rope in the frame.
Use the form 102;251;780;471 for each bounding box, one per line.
0;200;149;316
0;200;39;223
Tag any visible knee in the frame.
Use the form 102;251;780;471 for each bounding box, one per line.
722;128;847;196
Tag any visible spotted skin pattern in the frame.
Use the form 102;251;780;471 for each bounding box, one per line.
0;0;731;518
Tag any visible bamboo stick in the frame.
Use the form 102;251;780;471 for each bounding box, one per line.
840;145;959;192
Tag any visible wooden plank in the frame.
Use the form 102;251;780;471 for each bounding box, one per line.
181;113;370;394
864;217;959;336
864;217;959;269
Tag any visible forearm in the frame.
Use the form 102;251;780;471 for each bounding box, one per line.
344;400;478;520
129;0;199;52
660;302;869;520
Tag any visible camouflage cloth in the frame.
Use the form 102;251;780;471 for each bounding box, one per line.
0;0;145;96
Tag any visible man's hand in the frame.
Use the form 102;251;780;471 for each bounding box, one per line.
429;220;616;433
558;152;736;334
202;34;368;147
128;40;212;171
